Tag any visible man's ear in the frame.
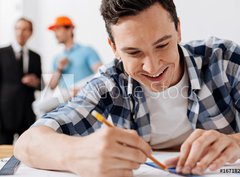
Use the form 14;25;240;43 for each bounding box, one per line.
177;17;182;44
108;38;120;60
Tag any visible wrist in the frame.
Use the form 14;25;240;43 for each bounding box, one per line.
61;136;85;172
228;133;240;148
57;68;63;73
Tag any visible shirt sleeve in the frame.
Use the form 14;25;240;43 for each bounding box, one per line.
52;56;57;72
225;41;240;112
32;75;116;136
86;47;101;69
52;54;70;73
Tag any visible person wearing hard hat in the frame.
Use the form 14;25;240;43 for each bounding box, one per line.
48;16;102;91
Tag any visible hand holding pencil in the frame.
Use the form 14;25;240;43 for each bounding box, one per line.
91;110;168;172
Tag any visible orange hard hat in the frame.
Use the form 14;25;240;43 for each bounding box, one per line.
48;16;74;30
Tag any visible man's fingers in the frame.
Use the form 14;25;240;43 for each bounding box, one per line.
114;129;152;156
107;169;133;177
177;129;203;172
193;139;228;173
22;74;38;83
111;141;147;164
209;146;237;171
107;158;141;170
183;131;218;173
229;156;239;163
97;128;150;164
164;156;179;168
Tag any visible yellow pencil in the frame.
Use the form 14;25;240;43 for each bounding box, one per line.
91;110;169;171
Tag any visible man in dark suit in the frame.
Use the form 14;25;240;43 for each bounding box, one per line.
0;17;43;144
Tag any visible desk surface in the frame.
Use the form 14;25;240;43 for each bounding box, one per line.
0;145;13;158
1;151;236;177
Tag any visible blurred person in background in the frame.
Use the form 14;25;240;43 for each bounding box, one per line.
48;16;102;94
0;17;43;144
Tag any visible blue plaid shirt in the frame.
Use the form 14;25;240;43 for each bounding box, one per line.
34;37;240;142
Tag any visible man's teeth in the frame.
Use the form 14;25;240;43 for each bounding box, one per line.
144;67;167;78
149;71;163;78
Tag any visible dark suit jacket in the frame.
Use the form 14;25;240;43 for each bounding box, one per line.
0;45;42;133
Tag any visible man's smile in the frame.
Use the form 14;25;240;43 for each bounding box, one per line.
142;66;169;82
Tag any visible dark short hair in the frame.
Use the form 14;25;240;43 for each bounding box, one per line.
100;0;178;43
16;17;33;32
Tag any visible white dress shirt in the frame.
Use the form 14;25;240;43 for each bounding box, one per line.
12;41;29;73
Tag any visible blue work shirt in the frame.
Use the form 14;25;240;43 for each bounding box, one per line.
53;43;101;88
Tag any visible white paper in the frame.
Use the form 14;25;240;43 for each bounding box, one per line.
134;152;240;177
1;152;240;177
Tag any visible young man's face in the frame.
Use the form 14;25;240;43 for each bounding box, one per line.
54;26;72;44
109;3;182;92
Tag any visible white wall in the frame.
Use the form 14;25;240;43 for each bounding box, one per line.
0;0;23;46
0;0;240;74
174;0;239;43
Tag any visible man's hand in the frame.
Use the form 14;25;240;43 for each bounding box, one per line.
58;57;69;71
65;127;152;177
164;129;240;175
22;74;40;88
70;87;80;97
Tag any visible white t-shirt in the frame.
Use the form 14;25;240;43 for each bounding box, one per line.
144;67;193;149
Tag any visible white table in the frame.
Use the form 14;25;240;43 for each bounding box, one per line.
1;151;239;177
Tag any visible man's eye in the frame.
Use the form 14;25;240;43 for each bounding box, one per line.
128;51;140;55
126;51;142;57
156;43;169;49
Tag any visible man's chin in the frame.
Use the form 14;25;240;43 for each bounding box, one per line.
18;41;26;46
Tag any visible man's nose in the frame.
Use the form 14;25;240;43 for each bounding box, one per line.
18;30;24;36
142;56;159;74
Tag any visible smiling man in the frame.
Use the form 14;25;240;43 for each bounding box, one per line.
14;0;240;177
